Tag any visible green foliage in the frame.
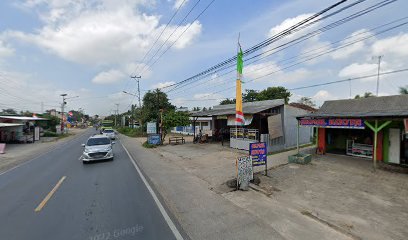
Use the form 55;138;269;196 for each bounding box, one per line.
142;89;175;123
257;86;292;104
116;127;145;137
38;113;60;132
221;87;292;105
242;89;259;102
355;92;375;99
296;97;316;107
399;86;408;95
161;110;190;141
0;108;17;115
43;131;58;137
220;98;236;105
142;141;157;148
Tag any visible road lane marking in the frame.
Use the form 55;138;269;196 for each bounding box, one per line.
121;143;184;240
35;176;66;212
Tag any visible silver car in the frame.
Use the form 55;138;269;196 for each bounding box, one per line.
102;129;116;139
81;135;114;163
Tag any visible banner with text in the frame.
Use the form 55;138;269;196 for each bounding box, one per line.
249;142;267;166
299;118;365;129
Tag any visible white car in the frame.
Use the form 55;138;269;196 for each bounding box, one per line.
81;135;114;163
102;129;116;139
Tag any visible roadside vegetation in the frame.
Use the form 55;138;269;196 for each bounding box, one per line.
142;141;157;148
117;127;145;137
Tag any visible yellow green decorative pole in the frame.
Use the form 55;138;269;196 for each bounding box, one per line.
365;120;392;170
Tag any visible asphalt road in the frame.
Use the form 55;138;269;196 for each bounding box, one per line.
0;129;179;240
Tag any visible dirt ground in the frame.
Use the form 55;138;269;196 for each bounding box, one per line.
0;128;87;173
255;154;408;240
143;135;408;240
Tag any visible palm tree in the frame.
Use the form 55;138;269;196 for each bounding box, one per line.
399;86;408;95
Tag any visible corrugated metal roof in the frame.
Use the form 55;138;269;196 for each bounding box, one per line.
0;116;47;121
191;99;285;117
0;123;24;128
302;95;408;118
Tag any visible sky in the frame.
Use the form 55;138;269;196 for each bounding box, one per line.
0;0;407;116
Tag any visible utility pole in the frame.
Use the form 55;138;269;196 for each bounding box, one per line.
115;103;119;127
130;75;142;108
131;75;142;130
374;55;383;96
60;94;67;133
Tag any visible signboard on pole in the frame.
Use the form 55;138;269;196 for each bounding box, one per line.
236;156;253;190
299;118;365;129
249;142;267;166
147;122;157;134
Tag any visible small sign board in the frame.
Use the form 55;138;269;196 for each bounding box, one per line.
147;122;157;134
249;142;267;166
0;143;5;154
299;118;365;129
236;156;253;190
34;127;40;141
147;134;161;145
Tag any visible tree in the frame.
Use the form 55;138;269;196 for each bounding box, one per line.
220;98;236;105
243;89;259;102
142;89;175;125
202;107;207;111
399;86;408;94
297;97;316;107
355;92;375;99
37;113;60;132
162;110;190;142
257;86;292;104
192;107;201;111
1;108;17;115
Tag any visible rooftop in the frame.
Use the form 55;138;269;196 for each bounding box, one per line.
191;99;285;117
302;94;408;118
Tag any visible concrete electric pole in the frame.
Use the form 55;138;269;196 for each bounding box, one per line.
115;103;119;127
60;94;67;132
373;55;383;96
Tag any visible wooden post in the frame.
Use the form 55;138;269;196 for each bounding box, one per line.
297;120;300;155
373;120;378;169
365;120;392;170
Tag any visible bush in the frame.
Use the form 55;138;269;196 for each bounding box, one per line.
142;141;156;148
43;131;58;137
117;127;145;137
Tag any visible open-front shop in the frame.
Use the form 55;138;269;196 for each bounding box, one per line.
298;95;408;167
192;99;313;152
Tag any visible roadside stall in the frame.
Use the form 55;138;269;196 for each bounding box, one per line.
297;95;408;167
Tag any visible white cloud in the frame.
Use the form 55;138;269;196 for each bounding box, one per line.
245;61;281;80
0;40;14;59
337;61;393;82
372;33;408;57
151;81;175;89
173;0;189;9
92;69;126;84
330;29;373;60
166;21;202;49
10;0;201;67
268;13;315;39
312;90;337;102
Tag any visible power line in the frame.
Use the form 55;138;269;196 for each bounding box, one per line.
131;0;188;76
190;20;408;100
167;0;398;94
288;68;408;91
138;0;202;76
140;0;216;76
157;0;352;91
